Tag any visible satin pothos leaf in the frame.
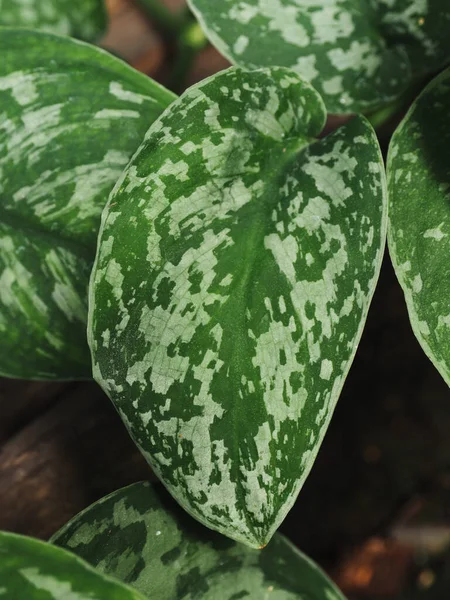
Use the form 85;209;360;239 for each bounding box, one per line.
187;0;450;115
0;531;147;600
0;0;107;41
52;481;347;600
388;67;450;386
0;29;175;380
89;67;387;547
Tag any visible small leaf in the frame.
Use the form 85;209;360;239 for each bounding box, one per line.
187;0;450;114
0;29;176;380
52;481;347;600
88;67;387;547
0;0;107;41
0;530;147;599
388;67;450;386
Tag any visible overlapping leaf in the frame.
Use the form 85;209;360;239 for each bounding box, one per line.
89;66;387;547
388;67;450;386
0;29;175;380
0;531;147;599
52;481;347;600
0;0;107;41
187;0;450;114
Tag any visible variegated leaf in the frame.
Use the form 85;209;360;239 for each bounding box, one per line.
0;0;107;41
187;0;450;115
0;29;175;380
388;67;450;386
89;67;387;547
0;531;147;600
52;481;347;600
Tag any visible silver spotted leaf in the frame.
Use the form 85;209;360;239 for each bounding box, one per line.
0;531;147;600
51;481;347;600
0;29;175;380
187;0;450;115
388;67;450;386
89;67;387;547
0;0;107;41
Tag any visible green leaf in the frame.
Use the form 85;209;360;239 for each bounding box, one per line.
187;0;450;115
0;530;147;599
88;66;387;547
388;67;450;386
0;29;176;380
0;0;107;41
51;481;347;600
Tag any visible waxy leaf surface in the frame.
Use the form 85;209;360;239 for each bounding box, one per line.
0;531;147;600
0;29;175;379
52;481;347;600
89;67;387;547
388;67;450;386
0;0;107;41
187;0;450;114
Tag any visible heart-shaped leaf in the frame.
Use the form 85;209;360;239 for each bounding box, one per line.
88;66;387;547
187;0;450;114
0;29;175;380
52;481;347;600
0;0;107;41
388;67;450;385
0;531;147;599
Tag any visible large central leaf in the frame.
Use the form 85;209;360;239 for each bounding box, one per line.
0;29;175;380
0;0;107;41
187;0;450;114
52;482;347;600
89;67;387;547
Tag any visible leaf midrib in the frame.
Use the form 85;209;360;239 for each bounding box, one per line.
207;134;317;544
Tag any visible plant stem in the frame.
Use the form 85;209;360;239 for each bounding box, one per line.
134;0;187;36
134;0;208;93
168;21;209;93
366;79;428;132
366;98;405;130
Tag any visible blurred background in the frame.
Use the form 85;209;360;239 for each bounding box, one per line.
1;1;450;598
